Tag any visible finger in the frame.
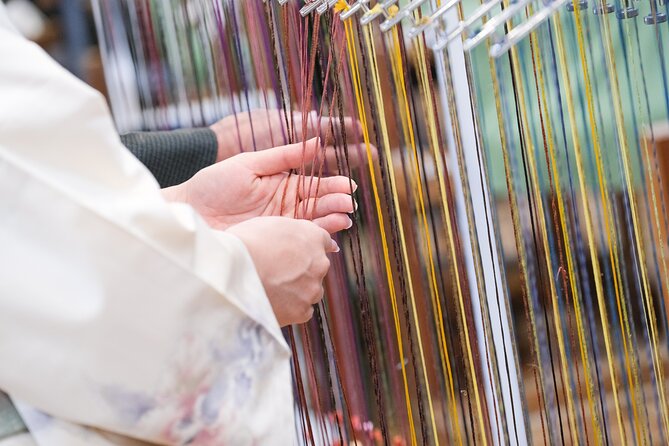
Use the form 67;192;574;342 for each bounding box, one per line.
241;137;321;175
293;112;363;143
321;142;379;171
316;116;364;144
314;223;341;252
314;213;354;235
301;306;315;324
295;176;357;199
314;223;337;250
291;111;321;142
296;193;356;220
344;142;379;163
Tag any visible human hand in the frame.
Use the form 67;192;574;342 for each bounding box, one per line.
227;217;336;326
209;109;375;167
162;137;358;233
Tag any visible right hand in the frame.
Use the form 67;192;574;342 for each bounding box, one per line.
162;138;356;234
227;216;338;326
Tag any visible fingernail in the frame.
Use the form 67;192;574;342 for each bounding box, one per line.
351;181;358;193
331;239;340;253
346;217;353;229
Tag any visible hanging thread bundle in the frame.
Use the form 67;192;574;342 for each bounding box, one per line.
93;0;669;444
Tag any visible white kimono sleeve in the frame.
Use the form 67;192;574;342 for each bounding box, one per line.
0;9;294;446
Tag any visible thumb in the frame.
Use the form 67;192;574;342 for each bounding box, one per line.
319;227;340;253
242;137;321;175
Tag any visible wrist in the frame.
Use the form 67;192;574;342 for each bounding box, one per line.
209;118;238;162
161;183;189;203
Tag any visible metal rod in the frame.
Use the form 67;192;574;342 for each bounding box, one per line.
431;0;504;50
408;0;461;38
317;0;340;14
489;0;568;57
644;11;668;23
616;6;639;18
340;0;370;20
301;0;324;16
379;0;429;32
462;0;533;52
565;0;587;11
464;0;505;29
593;2;615;15
360;0;397;25
431;23;464;51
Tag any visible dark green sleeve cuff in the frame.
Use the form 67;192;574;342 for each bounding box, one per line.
121;128;218;188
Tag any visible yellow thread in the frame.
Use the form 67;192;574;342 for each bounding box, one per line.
365;3;383;16
438;21;512;443
386;25;465;445
624;15;669;438
571;9;660;443
363;25;445;445
507;35;580;445
334;0;349;13
342;19;418;445
597;9;669;440
529;23;604;445
553;15;628;444
482;12;559;442
413;18;488;446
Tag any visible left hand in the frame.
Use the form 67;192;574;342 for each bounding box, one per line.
162;137;357;233
209;109;375;168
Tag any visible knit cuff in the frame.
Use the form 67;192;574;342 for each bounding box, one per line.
121;128;218;188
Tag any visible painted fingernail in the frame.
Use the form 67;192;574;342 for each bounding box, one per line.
348;201;358;214
331;239;340;253
351;181;358;192
346;217;353;229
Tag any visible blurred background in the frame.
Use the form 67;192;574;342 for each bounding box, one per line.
3;0;106;95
